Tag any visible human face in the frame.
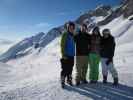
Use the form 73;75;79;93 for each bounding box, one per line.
68;25;75;34
103;32;110;38
94;30;99;35
81;25;87;33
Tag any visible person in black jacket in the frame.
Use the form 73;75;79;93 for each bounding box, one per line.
100;29;118;85
74;24;91;86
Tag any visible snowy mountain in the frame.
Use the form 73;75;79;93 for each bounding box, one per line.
75;5;112;25
0;28;62;62
0;0;133;99
0;0;133;62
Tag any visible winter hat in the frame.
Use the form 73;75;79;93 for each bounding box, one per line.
68;21;75;28
102;29;111;34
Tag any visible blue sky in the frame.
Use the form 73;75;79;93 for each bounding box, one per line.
0;0;121;54
0;0;121;41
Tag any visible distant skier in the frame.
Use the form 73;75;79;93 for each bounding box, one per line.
89;26;101;84
60;22;75;88
74;24;91;86
100;29;119;85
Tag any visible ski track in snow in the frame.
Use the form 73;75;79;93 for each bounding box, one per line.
0;80;133;100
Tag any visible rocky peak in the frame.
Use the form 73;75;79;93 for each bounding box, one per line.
76;5;111;24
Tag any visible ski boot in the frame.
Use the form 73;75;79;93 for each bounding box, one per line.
67;75;73;86
113;77;119;86
61;75;65;88
103;76;107;84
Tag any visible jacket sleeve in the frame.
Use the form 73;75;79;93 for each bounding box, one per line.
60;32;67;58
112;38;116;57
74;35;77;42
110;37;116;59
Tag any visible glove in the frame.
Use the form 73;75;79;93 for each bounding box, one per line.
106;58;112;65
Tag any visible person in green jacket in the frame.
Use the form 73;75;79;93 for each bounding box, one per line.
60;22;75;88
89;26;102;83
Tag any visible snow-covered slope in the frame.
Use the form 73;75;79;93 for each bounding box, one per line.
0;28;62;62
0;32;45;62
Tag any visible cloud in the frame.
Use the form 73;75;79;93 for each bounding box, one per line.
0;39;13;45
0;38;15;55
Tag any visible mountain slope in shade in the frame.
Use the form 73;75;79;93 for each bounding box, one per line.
0;27;63;62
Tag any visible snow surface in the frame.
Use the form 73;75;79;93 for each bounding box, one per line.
0;16;133;100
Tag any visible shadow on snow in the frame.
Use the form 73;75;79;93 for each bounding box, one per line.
64;82;133;100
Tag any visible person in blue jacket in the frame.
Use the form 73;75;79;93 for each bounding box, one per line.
60;22;75;88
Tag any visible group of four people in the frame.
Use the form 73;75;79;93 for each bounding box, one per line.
60;22;118;88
